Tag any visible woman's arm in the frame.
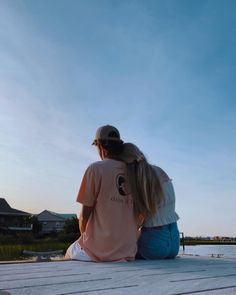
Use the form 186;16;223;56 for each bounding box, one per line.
79;205;94;234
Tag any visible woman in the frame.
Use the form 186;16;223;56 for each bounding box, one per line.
65;125;139;262
120;143;180;259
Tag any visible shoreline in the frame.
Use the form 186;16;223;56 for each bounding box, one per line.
182;240;236;246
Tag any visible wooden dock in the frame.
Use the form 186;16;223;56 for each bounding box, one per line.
0;255;236;294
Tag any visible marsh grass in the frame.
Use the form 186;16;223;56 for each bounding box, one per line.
0;242;70;261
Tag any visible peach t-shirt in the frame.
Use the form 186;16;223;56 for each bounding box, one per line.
77;159;138;262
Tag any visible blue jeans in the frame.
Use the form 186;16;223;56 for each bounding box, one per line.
137;222;180;259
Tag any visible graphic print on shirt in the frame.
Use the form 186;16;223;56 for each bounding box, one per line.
110;174;132;204
116;174;127;196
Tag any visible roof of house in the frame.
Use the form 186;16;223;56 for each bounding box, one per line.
0;198;31;216
59;214;77;219
36;210;77;222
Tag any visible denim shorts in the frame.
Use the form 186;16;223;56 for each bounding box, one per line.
137;222;180;259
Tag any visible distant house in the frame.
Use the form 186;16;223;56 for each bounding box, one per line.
37;210;77;233
0;198;32;232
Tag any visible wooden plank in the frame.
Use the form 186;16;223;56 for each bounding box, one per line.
0;256;236;295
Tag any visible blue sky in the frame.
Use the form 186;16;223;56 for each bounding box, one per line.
0;0;235;237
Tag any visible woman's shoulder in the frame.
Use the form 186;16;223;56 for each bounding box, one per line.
152;165;170;182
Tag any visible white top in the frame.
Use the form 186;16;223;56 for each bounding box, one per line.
143;165;179;227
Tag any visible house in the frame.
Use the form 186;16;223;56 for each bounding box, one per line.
37;210;77;233
0;198;32;232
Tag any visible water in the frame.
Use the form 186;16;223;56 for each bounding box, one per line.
179;245;236;258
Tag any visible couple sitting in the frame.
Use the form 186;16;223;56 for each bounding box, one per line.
65;125;180;262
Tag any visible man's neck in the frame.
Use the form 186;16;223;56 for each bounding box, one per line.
105;155;121;161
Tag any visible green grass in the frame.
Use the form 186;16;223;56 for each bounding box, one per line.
0;242;71;261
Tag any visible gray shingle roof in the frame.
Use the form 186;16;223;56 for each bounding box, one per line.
0;198;31;216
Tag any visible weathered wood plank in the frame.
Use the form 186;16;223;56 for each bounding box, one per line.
0;256;236;295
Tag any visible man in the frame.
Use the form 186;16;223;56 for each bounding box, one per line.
65;125;138;262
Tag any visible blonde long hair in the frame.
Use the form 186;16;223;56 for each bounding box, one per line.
120;143;164;219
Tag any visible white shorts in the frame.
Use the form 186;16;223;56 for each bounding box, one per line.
65;240;92;262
